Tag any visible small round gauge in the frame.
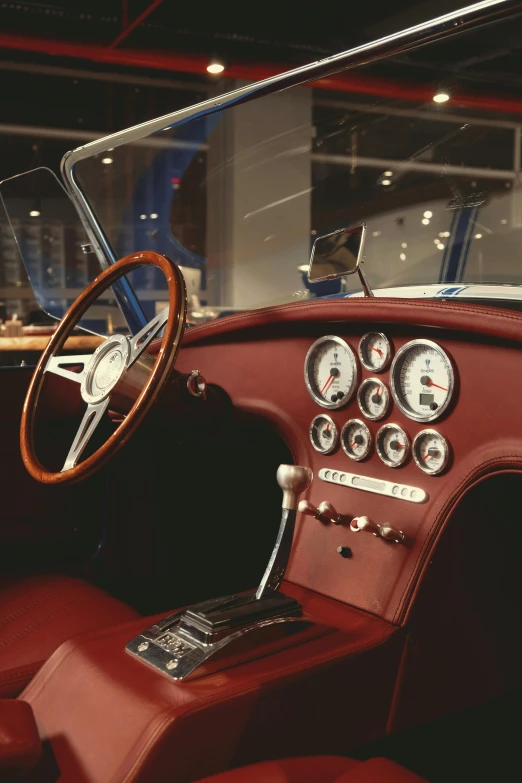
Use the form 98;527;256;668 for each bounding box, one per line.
376;423;409;468
413;429;450;475
310;414;338;454
390;339;455;422
358;332;391;371
341;419;372;461
305;336;358;409
357;378;390;421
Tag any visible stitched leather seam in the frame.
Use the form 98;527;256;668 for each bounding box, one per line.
0;666;40;685
0;589;64;627
394;456;522;624
120;625;397;783
0;596;92;651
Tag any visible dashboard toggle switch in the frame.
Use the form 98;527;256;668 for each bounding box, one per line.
298;500;345;525
350;515;405;544
317;501;343;525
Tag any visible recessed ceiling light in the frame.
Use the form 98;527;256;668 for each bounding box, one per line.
437;243;445;250
29;209;40;217
207;59;225;75
381;179;392;186
433;92;450;104
139;214;147;220
501;219;508;225
150;213;158;219
372;231;381;237
400;252;406;261
401;242;407;248
423;210;433;219
101;157;113;165
474;233;482;239
439;231;450;237
384;170;393;177
422;218;430;225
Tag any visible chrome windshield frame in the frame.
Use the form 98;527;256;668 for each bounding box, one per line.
60;0;522;332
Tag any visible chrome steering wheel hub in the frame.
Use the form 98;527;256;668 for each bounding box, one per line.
81;335;131;405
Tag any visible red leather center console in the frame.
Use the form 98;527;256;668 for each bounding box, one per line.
23;583;404;783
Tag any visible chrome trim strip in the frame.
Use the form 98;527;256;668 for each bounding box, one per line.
319;467;427;503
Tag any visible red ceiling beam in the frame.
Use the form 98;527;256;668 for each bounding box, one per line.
0;31;522;117
110;0;165;49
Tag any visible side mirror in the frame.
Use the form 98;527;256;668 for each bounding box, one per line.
307;223;366;282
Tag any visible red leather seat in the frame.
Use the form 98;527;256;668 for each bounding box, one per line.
196;756;428;783
0;573;139;698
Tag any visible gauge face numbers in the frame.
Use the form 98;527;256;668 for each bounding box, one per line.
310;415;338;454
391;340;454;422
358;378;390;421
359;332;391;371
413;430;450;475
341;419;371;461
376;424;409;468
305;336;357;409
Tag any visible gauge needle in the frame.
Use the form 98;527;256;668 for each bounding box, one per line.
426;380;447;391
350;441;357;448
375;385;381;397
325;422;331;431
422;453;431;461
320;375;335;395
371;346;383;358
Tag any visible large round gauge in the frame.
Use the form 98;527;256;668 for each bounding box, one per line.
341;419;371;461
376;423;409;468
305;336;357;409
357;378;390;421
390;340;455;422
413;429;450;475
310;414;338;454
358;332;391;372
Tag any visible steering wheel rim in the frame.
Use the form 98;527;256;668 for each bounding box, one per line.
20;250;186;485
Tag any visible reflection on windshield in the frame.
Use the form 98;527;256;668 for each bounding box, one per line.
55;14;522;319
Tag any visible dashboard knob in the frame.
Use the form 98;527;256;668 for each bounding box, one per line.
378;522;406;544
277;465;313;510
350;515;379;534
317;501;343;525
298;500;333;525
350;516;405;544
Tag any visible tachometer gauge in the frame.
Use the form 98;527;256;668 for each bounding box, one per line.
358;332;391;372
376;423;409;468
390;340;455;422
357;378;390;421
305;336;357;409
341;419;371;461
413;429;450;475
310;414;338;454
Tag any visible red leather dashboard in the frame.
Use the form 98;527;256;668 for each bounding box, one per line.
166;297;522;625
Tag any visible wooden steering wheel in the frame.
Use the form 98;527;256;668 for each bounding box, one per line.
20;251;186;485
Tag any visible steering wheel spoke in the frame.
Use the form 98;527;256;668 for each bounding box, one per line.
45;354;91;384
62;398;110;472
130;306;169;363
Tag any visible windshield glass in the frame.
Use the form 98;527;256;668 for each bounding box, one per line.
13;5;522;323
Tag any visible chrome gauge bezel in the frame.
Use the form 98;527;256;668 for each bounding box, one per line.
358;332;391;372
412;429;450;476
390;339;455;423
357;377;390;421
309;414;339;454
341;418;372;461
304;335;358;410
376;423;410;468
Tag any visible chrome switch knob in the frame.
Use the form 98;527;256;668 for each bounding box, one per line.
298;500;331;524
350;515;405;544
317;501;343;525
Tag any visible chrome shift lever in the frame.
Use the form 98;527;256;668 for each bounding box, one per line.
256;465;312;599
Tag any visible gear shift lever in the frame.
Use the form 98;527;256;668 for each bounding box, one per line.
256;465;312;599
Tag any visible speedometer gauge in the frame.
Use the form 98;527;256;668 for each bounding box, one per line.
305;336;357;409
390;340;455;422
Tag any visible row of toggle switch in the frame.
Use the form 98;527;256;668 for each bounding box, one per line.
298;500;405;544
